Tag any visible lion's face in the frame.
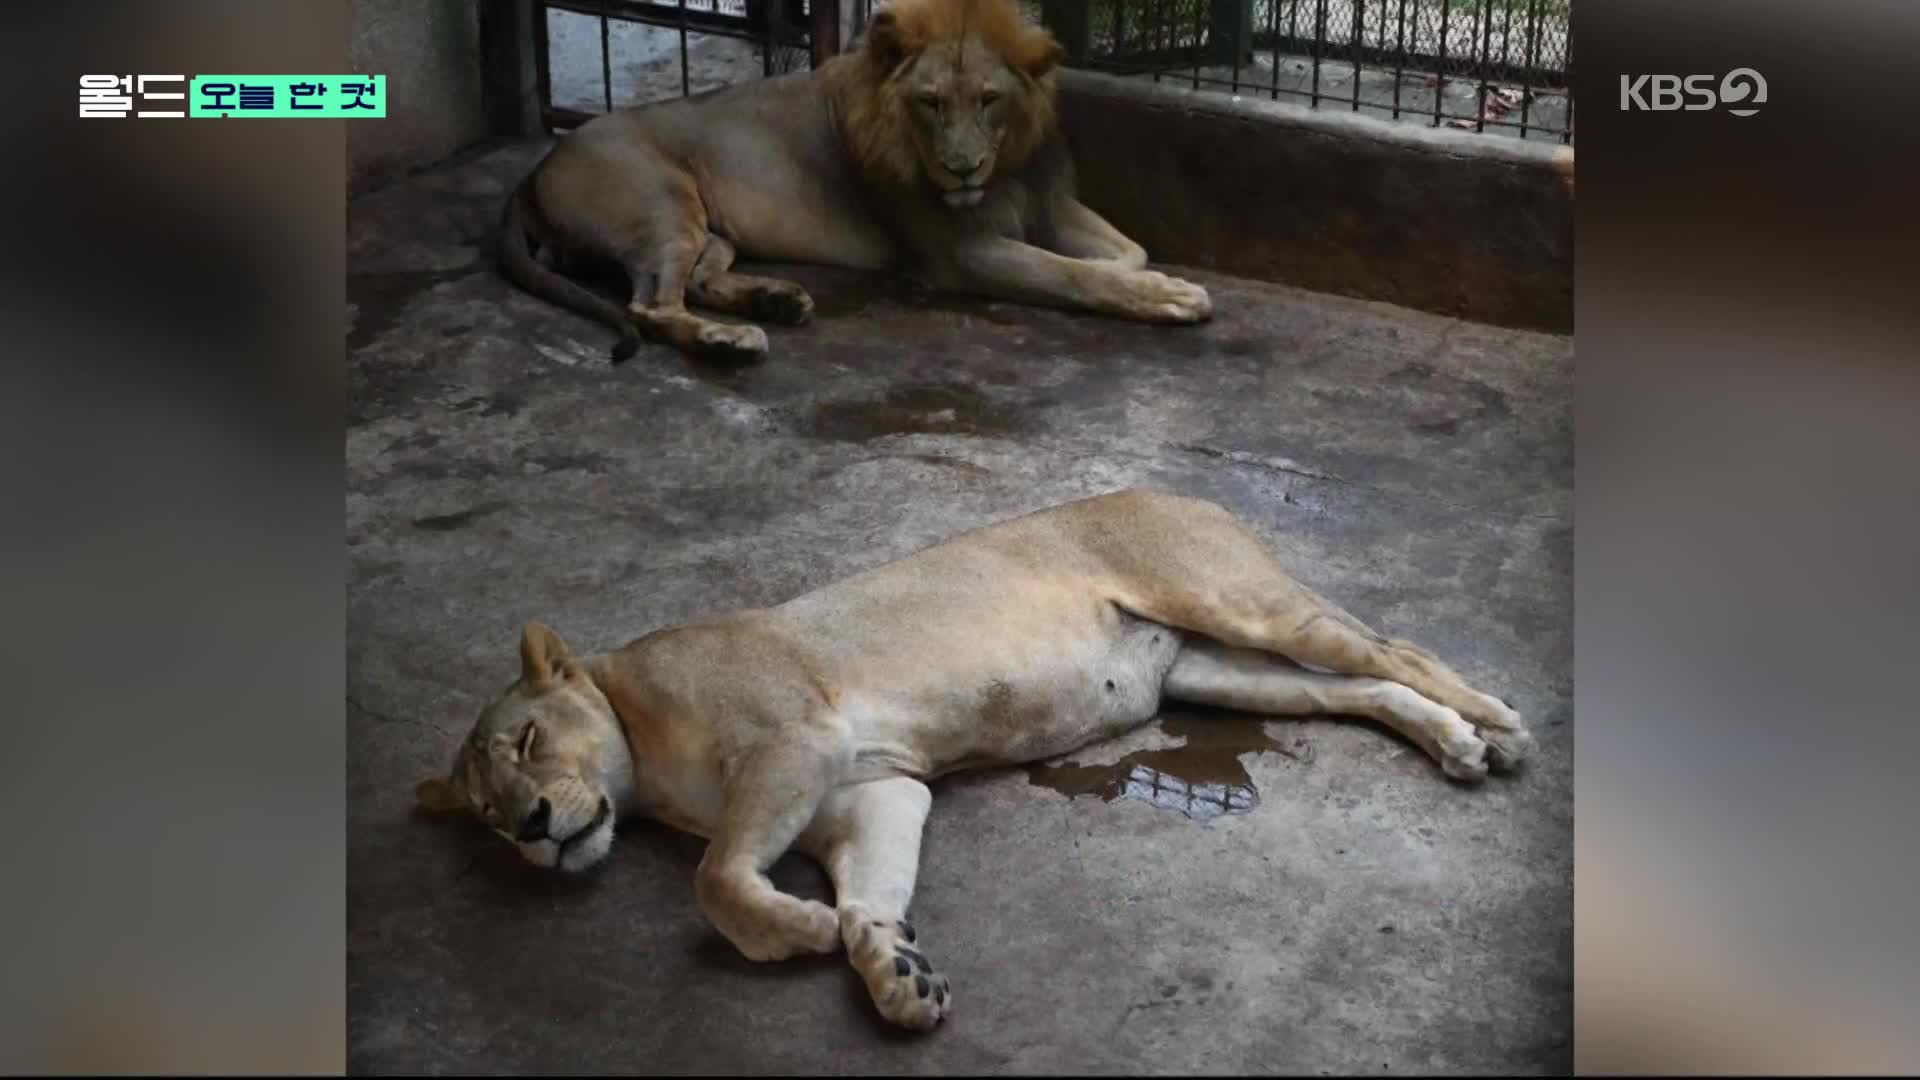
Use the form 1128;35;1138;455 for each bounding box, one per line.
852;0;1064;207
415;623;634;873
896;41;1030;208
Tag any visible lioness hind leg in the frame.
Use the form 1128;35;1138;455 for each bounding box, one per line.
1163;638;1491;781
693;739;845;963
1095;494;1530;771
1265;585;1532;772
626;234;770;365
798;777;950;1031
687;235;815;326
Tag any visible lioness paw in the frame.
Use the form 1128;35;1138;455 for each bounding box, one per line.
1473;696;1533;773
695;322;769;364
1439;726;1490;784
843;908;950;1031
726;898;840;962
1128;271;1212;324
746;284;815;326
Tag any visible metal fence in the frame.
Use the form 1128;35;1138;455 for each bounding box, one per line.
1031;0;1572;143
536;0;1571;144
533;0;831;130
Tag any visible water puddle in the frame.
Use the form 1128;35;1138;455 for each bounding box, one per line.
804;382;1035;442
1027;709;1313;822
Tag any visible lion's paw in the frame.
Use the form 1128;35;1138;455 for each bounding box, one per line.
1128;271;1212;324
695;321;769;364
842;908;950;1031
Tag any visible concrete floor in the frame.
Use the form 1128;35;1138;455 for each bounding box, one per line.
346;138;1572;1074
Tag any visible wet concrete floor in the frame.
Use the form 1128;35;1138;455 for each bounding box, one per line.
347;137;1573;1074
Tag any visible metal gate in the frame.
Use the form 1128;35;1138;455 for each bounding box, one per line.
531;0;844;132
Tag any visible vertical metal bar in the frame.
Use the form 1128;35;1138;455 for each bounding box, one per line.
1193;0;1204;89
1231;1;1244;91
1475;0;1492;131
1350;0;1362;111
599;0;613;111
1495;0;1514;132
1310;0;1323;108
679;0;690;96
1562;23;1573;144
1115;0;1130;61
1432;0;1450;126
1391;0;1405;119
1497;0;1513;71
812;0;840;69
1267;0;1282;100
1518;0;1540;138
532;1;553;128
1152;0;1166;83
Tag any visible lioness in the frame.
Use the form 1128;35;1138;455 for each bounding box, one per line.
414;489;1531;1031
498;0;1211;365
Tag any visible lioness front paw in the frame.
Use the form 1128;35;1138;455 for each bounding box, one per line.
726;897;840;962
747;284;815;326
1127;270;1212;324
695;321;769;364
842;908;950;1031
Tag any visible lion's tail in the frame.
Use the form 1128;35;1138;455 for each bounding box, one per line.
498;180;641;363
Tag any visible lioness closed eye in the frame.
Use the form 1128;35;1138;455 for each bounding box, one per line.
415;489;1531;1032
498;0;1211;366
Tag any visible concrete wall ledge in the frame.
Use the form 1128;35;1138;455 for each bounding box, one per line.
1054;68;1574;334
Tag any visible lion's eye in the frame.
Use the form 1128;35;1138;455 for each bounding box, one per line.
917;93;940;110
981;90;1000;106
518;722;539;759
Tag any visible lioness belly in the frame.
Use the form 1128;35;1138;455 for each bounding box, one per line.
848;610;1187;778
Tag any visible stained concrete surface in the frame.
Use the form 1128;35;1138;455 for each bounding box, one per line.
346;137;1572;1074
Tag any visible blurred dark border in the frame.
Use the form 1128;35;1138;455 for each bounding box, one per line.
1574;0;1920;1071
0;2;347;1071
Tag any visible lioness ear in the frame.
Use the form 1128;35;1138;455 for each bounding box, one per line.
415;775;466;814
865;8;906;70
520;620;572;687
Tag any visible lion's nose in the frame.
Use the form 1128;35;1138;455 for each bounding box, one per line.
948;155;986;179
515;797;552;842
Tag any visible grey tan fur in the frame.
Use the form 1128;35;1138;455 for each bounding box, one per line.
415;489;1532;1031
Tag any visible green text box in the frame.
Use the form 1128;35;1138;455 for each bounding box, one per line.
189;76;385;118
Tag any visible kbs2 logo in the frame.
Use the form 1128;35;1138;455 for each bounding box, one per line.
1619;68;1767;116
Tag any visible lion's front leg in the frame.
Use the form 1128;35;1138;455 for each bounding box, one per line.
1044;198;1148;271
799;776;950;1031
943;235;1211;325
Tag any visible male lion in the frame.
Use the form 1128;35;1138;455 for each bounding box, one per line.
414;489;1532;1031
498;0;1211;365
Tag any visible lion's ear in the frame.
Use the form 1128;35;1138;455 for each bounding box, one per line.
415;775;466;814
1019;29;1065;78
865;8;907;69
520;621;572;687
